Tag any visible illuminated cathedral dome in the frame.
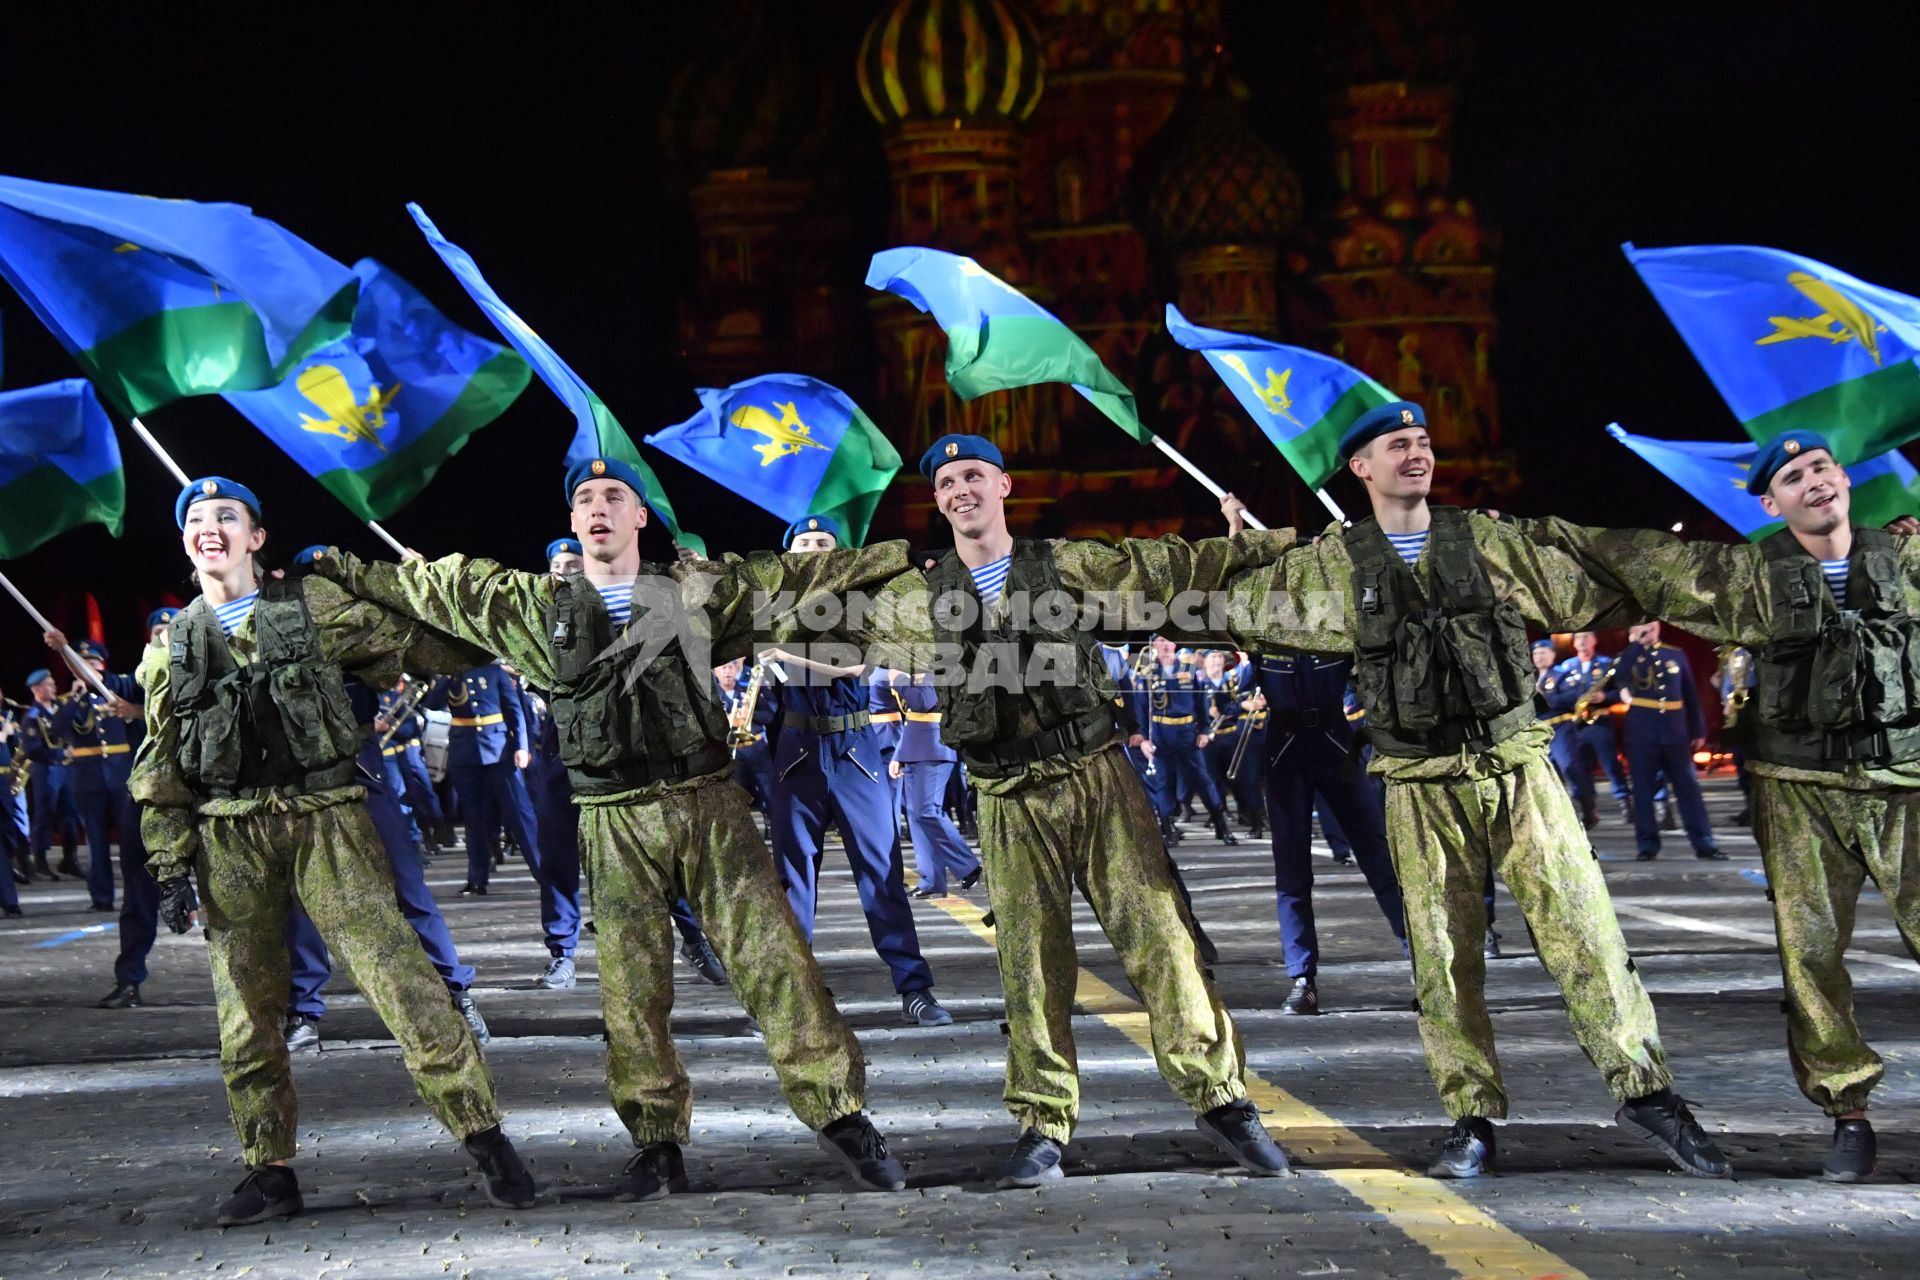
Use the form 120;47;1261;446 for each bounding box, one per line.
1138;73;1300;250
856;0;1046;127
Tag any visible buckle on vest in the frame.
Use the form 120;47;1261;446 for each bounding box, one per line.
1359;583;1379;611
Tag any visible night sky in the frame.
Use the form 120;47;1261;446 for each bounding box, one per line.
3;2;1917;682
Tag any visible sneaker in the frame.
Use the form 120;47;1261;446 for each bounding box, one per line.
817;1114;907;1191
463;1125;537;1208
996;1127;1064;1189
452;990;491;1045
1196;1100;1290;1176
616;1141;688;1202
1483;928;1503;960
215;1164;304;1226
97;982;143;1009
902;990;953;1027
1279;976;1319;1016
1823;1118;1875;1182
459;882;487;896
536;955;577;990
681;937;728;986
1615;1089;1731;1178
1427;1117;1496;1178
284;1013;320;1054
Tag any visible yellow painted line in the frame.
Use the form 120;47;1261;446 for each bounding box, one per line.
929;893;1585;1280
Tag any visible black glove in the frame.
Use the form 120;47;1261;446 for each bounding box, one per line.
158;876;199;934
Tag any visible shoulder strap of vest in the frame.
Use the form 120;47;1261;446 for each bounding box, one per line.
1341;517;1395;619
168;597;231;703
251;576;322;666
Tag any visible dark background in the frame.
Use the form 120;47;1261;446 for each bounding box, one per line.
3;2;1917;683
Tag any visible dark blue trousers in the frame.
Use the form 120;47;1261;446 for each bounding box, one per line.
1264;736;1405;978
288;755;474;1018
71;787;118;908
398;746;444;825
0;787;22;912
523;754;584;957
113;791;159;984
28;764;77;857
731;742;774;812
1151;732;1224;816
902;760;979;893
451;759;543;890
381;751;422;844
773;757;932;994
1626;740;1719;856
1569;721;1630;804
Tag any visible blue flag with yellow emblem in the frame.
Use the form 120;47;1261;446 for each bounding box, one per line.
221;260;531;522
1165;303;1395;490
644;374;901;547
406;202;702;553
1626;242;1920;463
0;174;357;417
1606;422;1920;540
0;379;124;558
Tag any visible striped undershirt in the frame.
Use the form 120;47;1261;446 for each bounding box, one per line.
1821;558;1849;608
1385;530;1429;566
970;554;1012;606
597;582;632;629
212;594;258;636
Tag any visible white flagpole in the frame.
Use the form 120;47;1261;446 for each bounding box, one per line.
129;416;412;558
1147;434;1270;530
0;571;115;701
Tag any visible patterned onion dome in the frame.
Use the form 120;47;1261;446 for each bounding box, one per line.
857;0;1045;126
661;0;838;174
1138;75;1300;250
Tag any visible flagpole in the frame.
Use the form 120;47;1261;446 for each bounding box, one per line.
129;417;412;558
1147;434;1270;531
0;571;115;701
1309;487;1347;524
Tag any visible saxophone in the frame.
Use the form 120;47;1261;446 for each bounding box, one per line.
1572;660;1619;724
1720;646;1752;728
728;661;768;750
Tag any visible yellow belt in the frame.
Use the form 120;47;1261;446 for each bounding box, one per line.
1629;698;1685;712
69;744;131;758
450;713;505;727
382;745;405;757
1152;715;1194;726
1543;713;1575;726
868;711;903;724
904;710;941;723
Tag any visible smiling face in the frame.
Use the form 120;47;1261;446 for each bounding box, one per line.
932;460;1011;539
788;530;839;554
570;479;648;562
180;499;266;578
1760;448;1852;536
1349;426;1434;501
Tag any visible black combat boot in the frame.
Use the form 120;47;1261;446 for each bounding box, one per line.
616;1141;688;1201
464;1125;537;1207
1208;805;1239;846
215;1165;303;1226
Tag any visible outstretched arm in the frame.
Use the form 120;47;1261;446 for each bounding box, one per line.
1052;530;1299;646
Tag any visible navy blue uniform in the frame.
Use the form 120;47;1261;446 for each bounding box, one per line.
0;714;26;912
1535;664;1581;793
1547;655;1631;816
868;674;908;837
1619;641;1720;858
91;670;160;981
518;684;585;959
768;666;933;995
21;696;77;862
890;676;980;894
1256;652;1406;978
429;665;543;890
54;688;131;909
1201;659;1265;831
377;683;442;845
719;665;775;813
1132;657;1226;820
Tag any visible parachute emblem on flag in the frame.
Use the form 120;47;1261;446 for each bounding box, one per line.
731;399;831;466
1217;354;1300;426
1755;272;1889;365
294;365;400;453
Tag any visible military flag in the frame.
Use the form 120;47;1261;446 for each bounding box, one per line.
645;374;901;547
1165;303;1394;490
222;259;531;522
1606;422;1919;540
1626;242;1920;463
407;202;700;552
0;175;357;417
0;379;124;558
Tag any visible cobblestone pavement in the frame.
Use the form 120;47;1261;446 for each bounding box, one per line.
1;777;1915;1279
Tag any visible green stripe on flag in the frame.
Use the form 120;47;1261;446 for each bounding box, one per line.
0;465;124;558
310;350;531;522
78;284;358;417
946;313;1151;444
810;407;902;548
1744;361;1920;464
1288;379;1394;490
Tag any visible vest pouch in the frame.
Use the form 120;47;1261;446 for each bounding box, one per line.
552;691;625;770
180;681;245;790
1351;646;1401;735
1754;650;1813;730
1388;613;1445;734
1444;603;1533;718
268;663;362;769
1854;616;1911;726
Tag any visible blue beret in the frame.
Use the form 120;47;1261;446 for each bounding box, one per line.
782;514;843;549
563;456;651;507
1532;637;1557;650
546;537;583;562
76;639;109;664
292;545;328;566
919;433;1005;482
1746;430;1833;495
1337;400;1426;462
25;668;51;688
175;476;261;529
146;608;179;630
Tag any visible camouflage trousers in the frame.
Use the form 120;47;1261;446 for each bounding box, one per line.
977;744;1246;1142
195;795;500;1164
577;771;865;1145
1752;775;1920;1115
1384;753;1672;1118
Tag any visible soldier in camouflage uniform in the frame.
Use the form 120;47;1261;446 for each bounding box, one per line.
131;478;535;1227
309;456;910;1201
1218;402;1731;1182
1511;429;1920;1181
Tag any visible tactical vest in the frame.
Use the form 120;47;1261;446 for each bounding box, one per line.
1344;507;1537;758
546;572;731;795
925;539;1120;778
168;579;362;798
1750;526;1920;769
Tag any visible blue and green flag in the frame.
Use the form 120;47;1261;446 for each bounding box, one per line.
645;374;901;547
0;175;357;417
1626;242;1920;463
1606;422;1920;540
0;379;124;558
222;259;531;522
866;246;1149;444
1166;303;1394;490
407;202;700;553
